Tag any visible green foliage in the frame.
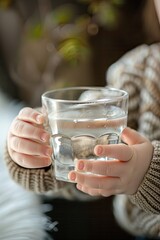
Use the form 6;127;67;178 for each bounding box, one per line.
50;5;76;25
27;23;44;39
89;1;118;28
18;0;125;63
58;37;90;64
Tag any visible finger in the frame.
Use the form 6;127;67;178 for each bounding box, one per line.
9;136;52;157
68;171;120;191
76;159;126;177
10;119;50;143
76;184;101;196
121;127;147;145
18;107;44;124
76;184;118;197
94;143;133;161
10;150;52;168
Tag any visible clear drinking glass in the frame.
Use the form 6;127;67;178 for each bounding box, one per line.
42;87;128;182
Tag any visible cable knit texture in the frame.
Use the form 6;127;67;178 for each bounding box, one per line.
107;43;160;237
129;141;160;214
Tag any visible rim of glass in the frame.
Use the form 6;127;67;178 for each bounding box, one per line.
42;86;128;103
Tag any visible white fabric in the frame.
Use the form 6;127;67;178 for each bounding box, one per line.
0;91;56;240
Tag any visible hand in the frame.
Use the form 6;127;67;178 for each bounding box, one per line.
7;107;52;168
68;127;154;196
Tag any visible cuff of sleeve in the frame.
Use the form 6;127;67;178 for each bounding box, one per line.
129;140;160;214
4;144;66;193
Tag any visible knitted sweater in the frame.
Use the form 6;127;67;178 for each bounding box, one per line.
4;43;160;237
107;43;160;237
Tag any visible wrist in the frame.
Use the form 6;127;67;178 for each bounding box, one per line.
129;140;160;213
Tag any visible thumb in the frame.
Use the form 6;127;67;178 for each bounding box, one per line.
121;127;147;145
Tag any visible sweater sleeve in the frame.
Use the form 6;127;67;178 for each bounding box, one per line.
4;144;66;193
129;141;160;214
106;44;150;130
108;43;160;238
113;195;160;238
113;140;160;237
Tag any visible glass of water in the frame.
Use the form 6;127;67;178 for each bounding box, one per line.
42;87;128;182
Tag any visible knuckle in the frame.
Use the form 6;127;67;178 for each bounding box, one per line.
32;127;42;139
11;151;22;165
77;174;85;185
18;107;38;120
19;107;31;114
12;152;32;168
105;164;112;176
12;120;24;134
18;107;29;117
85;161;93;172
11;136;22;152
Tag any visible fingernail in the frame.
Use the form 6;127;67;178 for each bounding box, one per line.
97;146;103;155
18;109;24;116
68;172;76;181
77;161;84;170
36;114;43;123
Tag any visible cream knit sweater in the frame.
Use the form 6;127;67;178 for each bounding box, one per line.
107;43;160;238
4;43;160;237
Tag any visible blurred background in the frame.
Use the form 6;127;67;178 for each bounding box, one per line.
1;0;160;107
0;0;160;240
